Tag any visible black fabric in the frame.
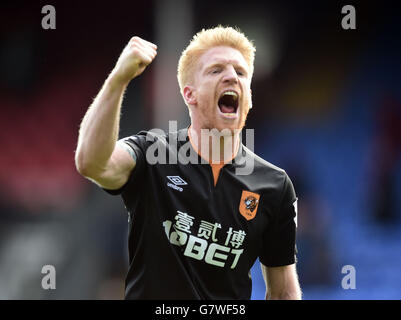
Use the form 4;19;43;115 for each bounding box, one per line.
104;128;297;300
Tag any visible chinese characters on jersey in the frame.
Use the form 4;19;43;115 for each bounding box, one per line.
162;211;246;269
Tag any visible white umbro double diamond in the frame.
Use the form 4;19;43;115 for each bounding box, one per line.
167;176;187;192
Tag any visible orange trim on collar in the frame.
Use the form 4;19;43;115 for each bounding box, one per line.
210;163;225;186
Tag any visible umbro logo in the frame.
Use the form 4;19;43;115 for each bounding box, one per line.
167;176;187;192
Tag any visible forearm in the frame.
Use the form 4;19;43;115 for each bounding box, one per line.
75;71;128;175
75;36;157;178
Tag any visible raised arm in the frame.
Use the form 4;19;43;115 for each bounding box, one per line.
75;37;157;190
261;263;302;300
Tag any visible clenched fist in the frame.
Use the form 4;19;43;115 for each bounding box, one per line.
113;36;157;85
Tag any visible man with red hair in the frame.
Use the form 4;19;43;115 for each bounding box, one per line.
75;26;301;300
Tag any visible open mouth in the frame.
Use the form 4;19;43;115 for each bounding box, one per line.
218;91;239;115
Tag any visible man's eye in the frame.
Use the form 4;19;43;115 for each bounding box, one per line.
211;69;221;74
236;70;244;76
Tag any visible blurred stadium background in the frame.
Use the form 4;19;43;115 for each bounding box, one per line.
1;0;400;299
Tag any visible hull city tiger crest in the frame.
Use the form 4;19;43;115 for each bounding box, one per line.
239;191;260;220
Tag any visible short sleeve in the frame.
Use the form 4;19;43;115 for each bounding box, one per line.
259;173;298;267
102;134;148;196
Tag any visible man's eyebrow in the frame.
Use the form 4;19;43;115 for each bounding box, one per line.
204;63;223;71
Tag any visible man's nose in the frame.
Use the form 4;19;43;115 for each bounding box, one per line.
222;66;238;84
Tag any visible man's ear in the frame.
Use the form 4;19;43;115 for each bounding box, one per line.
183;86;197;106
